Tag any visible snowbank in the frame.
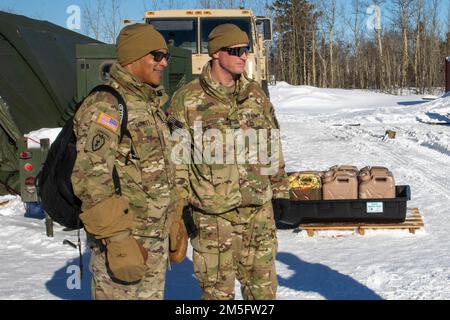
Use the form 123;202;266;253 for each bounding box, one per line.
417;95;450;124
25;128;62;149
270;82;425;114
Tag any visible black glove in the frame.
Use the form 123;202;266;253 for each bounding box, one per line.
182;205;198;239
272;199;291;221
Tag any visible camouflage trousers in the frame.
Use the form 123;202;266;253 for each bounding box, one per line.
89;236;169;300
191;201;278;300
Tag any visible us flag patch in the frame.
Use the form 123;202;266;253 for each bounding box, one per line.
96;112;119;132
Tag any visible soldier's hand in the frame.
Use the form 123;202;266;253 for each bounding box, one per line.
182;205;198;239
173;199;186;221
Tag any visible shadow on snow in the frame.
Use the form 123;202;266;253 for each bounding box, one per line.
397;100;428;106
45;249;92;300
416;112;450;124
45;250;382;300
277;252;383;300
45;249;202;300
165;257;202;300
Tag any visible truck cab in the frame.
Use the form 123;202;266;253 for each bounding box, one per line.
138;9;273;95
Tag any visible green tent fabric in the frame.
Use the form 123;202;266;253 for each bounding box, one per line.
0;96;21;194
0;96;21;142
0;11;100;195
0;11;100;133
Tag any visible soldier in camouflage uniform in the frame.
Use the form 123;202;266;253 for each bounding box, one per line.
167;24;291;300
71;24;176;300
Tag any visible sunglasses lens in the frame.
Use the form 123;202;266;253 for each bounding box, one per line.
151;51;171;62
239;47;249;56
224;46;249;57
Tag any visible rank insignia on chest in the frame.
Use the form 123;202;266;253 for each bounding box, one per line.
96;112;119;132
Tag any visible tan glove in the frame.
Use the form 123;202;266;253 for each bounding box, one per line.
104;231;147;283
80;196;147;283
169;200;188;263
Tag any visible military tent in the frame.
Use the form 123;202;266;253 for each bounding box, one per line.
0;11;99;195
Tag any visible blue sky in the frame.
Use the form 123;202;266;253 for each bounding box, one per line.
1;0;449;39
0;0;206;31
0;0;172;27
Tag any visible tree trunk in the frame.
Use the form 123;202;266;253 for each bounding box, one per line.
329;0;336;88
376;28;386;91
312;27;317;86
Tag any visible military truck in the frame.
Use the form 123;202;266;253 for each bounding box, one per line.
132;8;273;95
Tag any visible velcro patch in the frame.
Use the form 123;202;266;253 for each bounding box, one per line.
96;112;119;132
92;133;106;151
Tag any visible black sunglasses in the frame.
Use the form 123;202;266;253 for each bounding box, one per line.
221;46;250;57
150;50;171;63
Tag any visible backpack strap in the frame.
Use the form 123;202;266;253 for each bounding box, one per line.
112;166;122;196
87;84;130;196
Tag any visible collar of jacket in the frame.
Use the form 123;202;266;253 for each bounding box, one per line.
109;63;167;107
199;61;253;105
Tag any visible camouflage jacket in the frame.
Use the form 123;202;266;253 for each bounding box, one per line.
71;63;176;238
168;62;289;220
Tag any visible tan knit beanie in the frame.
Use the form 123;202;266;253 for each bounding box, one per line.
207;24;250;56
116;23;167;66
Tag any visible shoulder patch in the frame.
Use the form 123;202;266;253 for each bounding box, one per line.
92;133;106;151
96;112;119;132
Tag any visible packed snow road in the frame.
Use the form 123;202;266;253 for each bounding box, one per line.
272;84;450;300
0;83;449;300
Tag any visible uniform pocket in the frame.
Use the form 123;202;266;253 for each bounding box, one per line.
116;142;142;187
191;212;219;287
191;212;219;254
192;250;219;288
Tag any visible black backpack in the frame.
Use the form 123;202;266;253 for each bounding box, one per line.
37;85;130;230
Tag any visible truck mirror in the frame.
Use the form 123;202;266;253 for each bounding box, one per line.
100;62;113;81
263;19;272;41
257;18;272;42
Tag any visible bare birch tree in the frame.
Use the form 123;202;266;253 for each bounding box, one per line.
83;0;124;43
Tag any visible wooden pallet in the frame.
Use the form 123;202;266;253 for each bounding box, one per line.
298;208;424;237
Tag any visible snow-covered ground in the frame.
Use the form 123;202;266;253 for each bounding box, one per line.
1;83;449;300
271;83;450;300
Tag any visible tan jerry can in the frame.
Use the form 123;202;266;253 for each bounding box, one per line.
322;165;358;200
358;166;396;199
288;171;323;201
